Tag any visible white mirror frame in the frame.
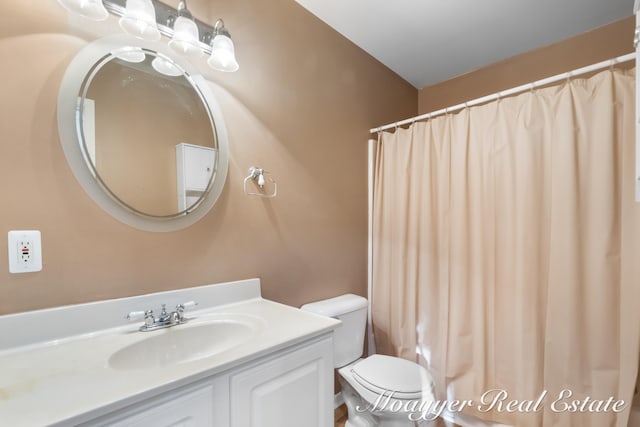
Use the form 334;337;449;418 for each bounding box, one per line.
58;35;229;232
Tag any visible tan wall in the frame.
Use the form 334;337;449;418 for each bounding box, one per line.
0;1;416;314
418;16;634;114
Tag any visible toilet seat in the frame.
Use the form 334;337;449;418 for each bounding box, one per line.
350;354;432;401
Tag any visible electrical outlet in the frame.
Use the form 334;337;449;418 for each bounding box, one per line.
19;240;33;264
8;230;42;273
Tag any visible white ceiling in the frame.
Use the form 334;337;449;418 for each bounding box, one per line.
295;0;634;89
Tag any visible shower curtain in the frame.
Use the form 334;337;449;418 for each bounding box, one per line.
371;68;640;427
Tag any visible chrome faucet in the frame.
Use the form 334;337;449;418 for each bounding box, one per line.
126;301;198;332
157;304;171;324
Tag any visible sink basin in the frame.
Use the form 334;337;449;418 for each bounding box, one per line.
109;317;261;370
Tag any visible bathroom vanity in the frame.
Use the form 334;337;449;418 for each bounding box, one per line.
0;279;339;427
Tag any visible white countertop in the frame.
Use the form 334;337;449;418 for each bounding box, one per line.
0;279;340;426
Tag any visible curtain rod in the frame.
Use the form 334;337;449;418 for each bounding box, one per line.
370;52;635;134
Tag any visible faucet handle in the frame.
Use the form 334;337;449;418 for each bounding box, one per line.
176;301;198;321
177;301;198;311
126;309;154;325
126;310;146;321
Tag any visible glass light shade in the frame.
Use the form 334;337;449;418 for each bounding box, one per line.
114;47;146;63
207;34;239;72
119;0;161;41
168;16;202;57
57;0;108;21
151;56;183;77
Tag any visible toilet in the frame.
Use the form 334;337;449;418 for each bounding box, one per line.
302;294;436;427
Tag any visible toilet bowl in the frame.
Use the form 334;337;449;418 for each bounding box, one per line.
339;355;436;427
301;294;437;427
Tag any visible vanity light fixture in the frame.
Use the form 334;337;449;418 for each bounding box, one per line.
58;0;240;72
57;0;109;21
207;20;239;72
151;55;183;76
119;0;161;41
113;46;146;63
167;0;201;57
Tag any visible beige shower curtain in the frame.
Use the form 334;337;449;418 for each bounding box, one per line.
372;68;640;427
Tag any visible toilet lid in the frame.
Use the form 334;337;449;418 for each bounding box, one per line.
351;355;432;400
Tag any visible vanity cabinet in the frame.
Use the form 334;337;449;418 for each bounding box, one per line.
82;334;333;427
228;335;333;427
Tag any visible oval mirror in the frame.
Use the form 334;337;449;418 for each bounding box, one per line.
58;36;228;232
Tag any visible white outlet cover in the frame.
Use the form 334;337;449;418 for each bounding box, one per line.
8;230;42;273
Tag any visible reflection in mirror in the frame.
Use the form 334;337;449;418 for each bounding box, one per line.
80;49;216;217
58;36;229;232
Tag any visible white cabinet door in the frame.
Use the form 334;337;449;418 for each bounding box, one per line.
182;145;215;192
91;385;214;427
229;336;333;427
176;143;217;210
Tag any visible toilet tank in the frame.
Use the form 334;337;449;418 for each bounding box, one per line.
301;294;368;368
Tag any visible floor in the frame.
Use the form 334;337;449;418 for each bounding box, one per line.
336;418;461;427
335;407;462;427
335;405;347;427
